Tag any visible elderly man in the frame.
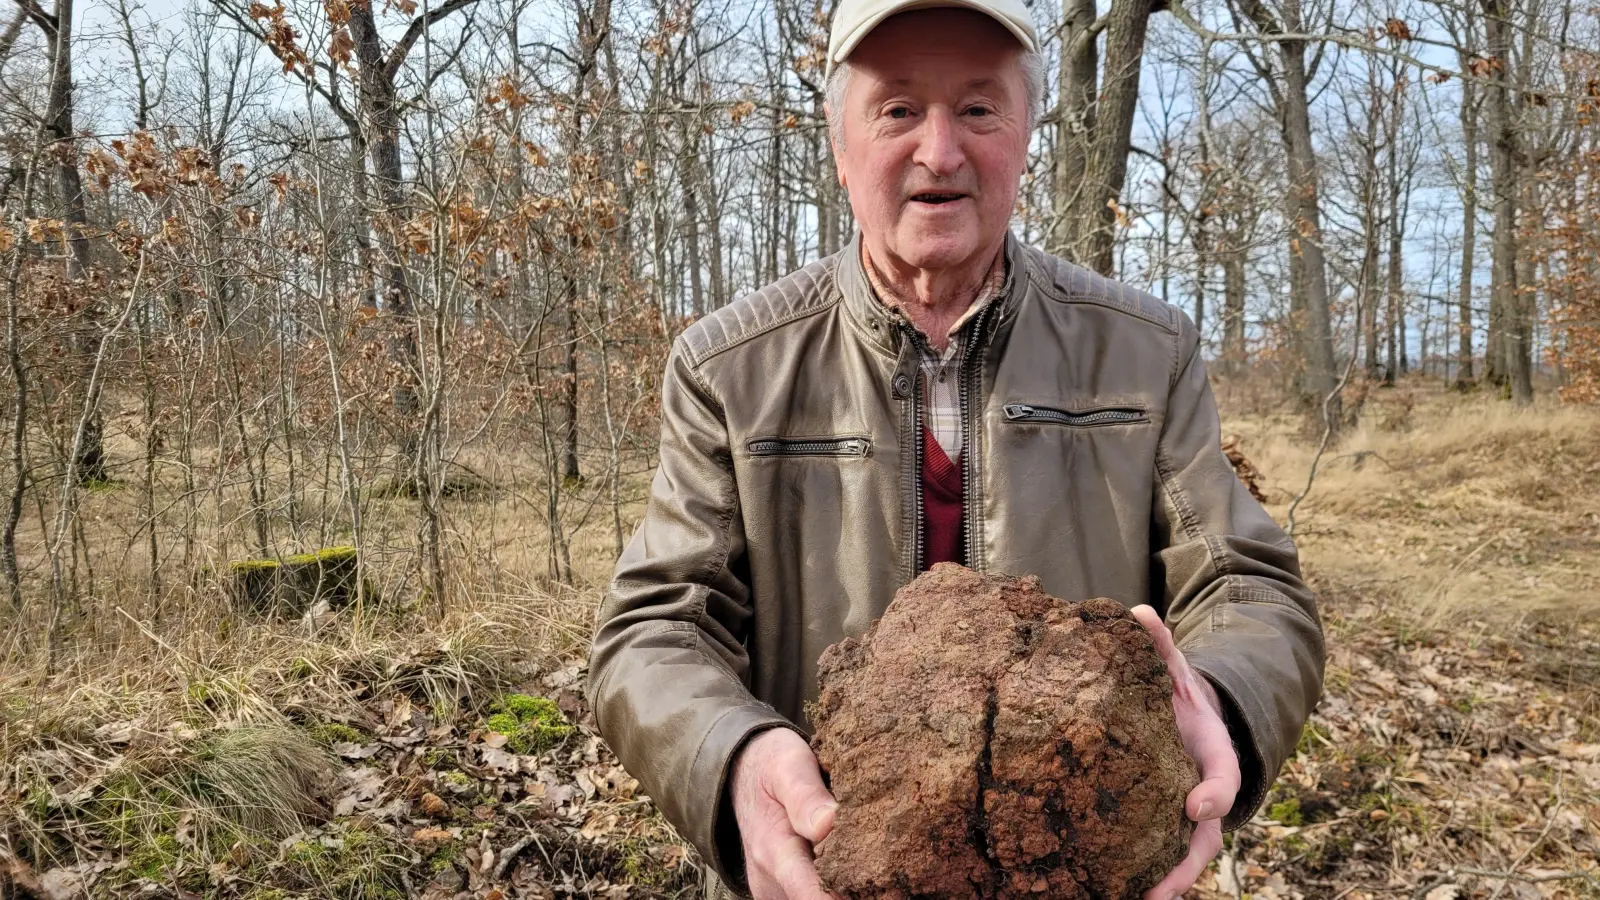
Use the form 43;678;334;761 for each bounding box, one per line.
587;0;1325;897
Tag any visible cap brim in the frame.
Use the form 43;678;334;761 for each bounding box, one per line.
827;0;1037;74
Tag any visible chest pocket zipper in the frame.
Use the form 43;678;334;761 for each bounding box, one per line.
1002;404;1148;427
746;436;872;458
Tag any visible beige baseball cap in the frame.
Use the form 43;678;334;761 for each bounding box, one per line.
826;0;1039;74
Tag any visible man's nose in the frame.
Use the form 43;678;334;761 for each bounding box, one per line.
912;106;964;177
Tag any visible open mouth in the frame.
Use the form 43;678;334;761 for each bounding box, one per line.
910;192;967;205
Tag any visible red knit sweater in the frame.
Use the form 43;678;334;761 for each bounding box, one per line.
920;424;964;569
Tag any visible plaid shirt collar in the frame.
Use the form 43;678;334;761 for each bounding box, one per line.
861;245;1007;461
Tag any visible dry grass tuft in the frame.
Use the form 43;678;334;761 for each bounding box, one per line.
91;725;330;855
1220;377;1600;626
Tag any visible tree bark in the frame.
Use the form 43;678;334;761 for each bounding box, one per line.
1222;246;1247;373
1456;64;1478;388
29;0;106;482
1052;0;1159;275
1481;0;1531;404
1270;1;1341;426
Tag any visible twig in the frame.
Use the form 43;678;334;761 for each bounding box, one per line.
1486;771;1565;900
1457;868;1592;884
1287;299;1366;540
493;832;536;879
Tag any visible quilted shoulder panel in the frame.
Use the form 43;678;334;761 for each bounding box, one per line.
679;256;841;365
1023;245;1180;334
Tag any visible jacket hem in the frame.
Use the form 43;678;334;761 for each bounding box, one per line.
1186;653;1278;831
690;704;801;891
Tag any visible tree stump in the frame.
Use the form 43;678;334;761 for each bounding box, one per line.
228;546;361;617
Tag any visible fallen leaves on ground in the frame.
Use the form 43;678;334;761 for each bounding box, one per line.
1188;576;1600;900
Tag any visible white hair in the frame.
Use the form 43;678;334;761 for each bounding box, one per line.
825;47;1047;151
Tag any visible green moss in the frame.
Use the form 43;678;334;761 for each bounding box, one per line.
282;546;357;566
427;842;461;874
484;712;520;737
422;748;450;769
280;826;405;900
483;694;572;755
618;839;674;889
1268;797;1304;827
438;770;473;791
229;558;281;573
127;834;181;880
308;722;368;747
1295;723;1328;756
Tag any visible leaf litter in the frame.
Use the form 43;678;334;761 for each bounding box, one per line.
2;662;696;899
4;577;1597;900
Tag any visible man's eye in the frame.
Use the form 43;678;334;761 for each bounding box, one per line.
967;106;990;117
888;107;911;119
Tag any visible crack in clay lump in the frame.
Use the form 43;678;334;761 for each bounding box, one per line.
810;564;1198;900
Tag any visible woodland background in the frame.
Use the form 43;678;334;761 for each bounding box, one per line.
0;0;1598;896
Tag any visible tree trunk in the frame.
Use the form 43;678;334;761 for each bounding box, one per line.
1052;0;1158;274
347;1;422;438
36;0;105;483
1385;131;1405;386
1361;183;1381;380
1456;67;1478;387
1481;0;1531;404
1278;35;1341;424
1222;246;1247;374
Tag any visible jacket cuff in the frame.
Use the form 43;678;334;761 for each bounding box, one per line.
690;704;800;892
1189;659;1276;831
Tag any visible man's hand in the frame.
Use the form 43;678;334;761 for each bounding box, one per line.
1129;605;1242;900
730;728;839;900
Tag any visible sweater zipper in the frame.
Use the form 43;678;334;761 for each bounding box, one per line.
1002;404;1148;427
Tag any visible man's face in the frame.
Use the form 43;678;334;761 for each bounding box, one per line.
831;10;1030;274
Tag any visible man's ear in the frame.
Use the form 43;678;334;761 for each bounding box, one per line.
825;105;848;191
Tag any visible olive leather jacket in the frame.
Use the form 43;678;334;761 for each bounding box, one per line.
587;232;1325;891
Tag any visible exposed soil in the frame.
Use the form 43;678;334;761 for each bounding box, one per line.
809;564;1197;900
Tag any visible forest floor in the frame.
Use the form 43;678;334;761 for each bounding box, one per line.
3;378;1599;900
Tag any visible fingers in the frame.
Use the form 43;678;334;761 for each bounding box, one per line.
1128;605;1181;669
1186;769;1238;823
1142;818;1224;900
1186;729;1242;822
765;732;838;843
771;831;835;900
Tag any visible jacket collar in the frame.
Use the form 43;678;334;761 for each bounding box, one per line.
837;230;1028;357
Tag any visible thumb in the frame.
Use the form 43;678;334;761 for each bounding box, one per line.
770;744;838;844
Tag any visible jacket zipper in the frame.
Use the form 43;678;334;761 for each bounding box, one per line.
746;436;871;457
960;304;995;572
907;331;928;576
1002;404;1148;427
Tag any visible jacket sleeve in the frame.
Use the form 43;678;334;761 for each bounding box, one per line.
586;341;797;890
1150;313;1326;830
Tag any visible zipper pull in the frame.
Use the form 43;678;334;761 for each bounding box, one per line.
1003;404;1034;420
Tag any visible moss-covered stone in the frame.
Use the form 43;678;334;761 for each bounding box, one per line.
228;546;362;617
482;694;572;755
